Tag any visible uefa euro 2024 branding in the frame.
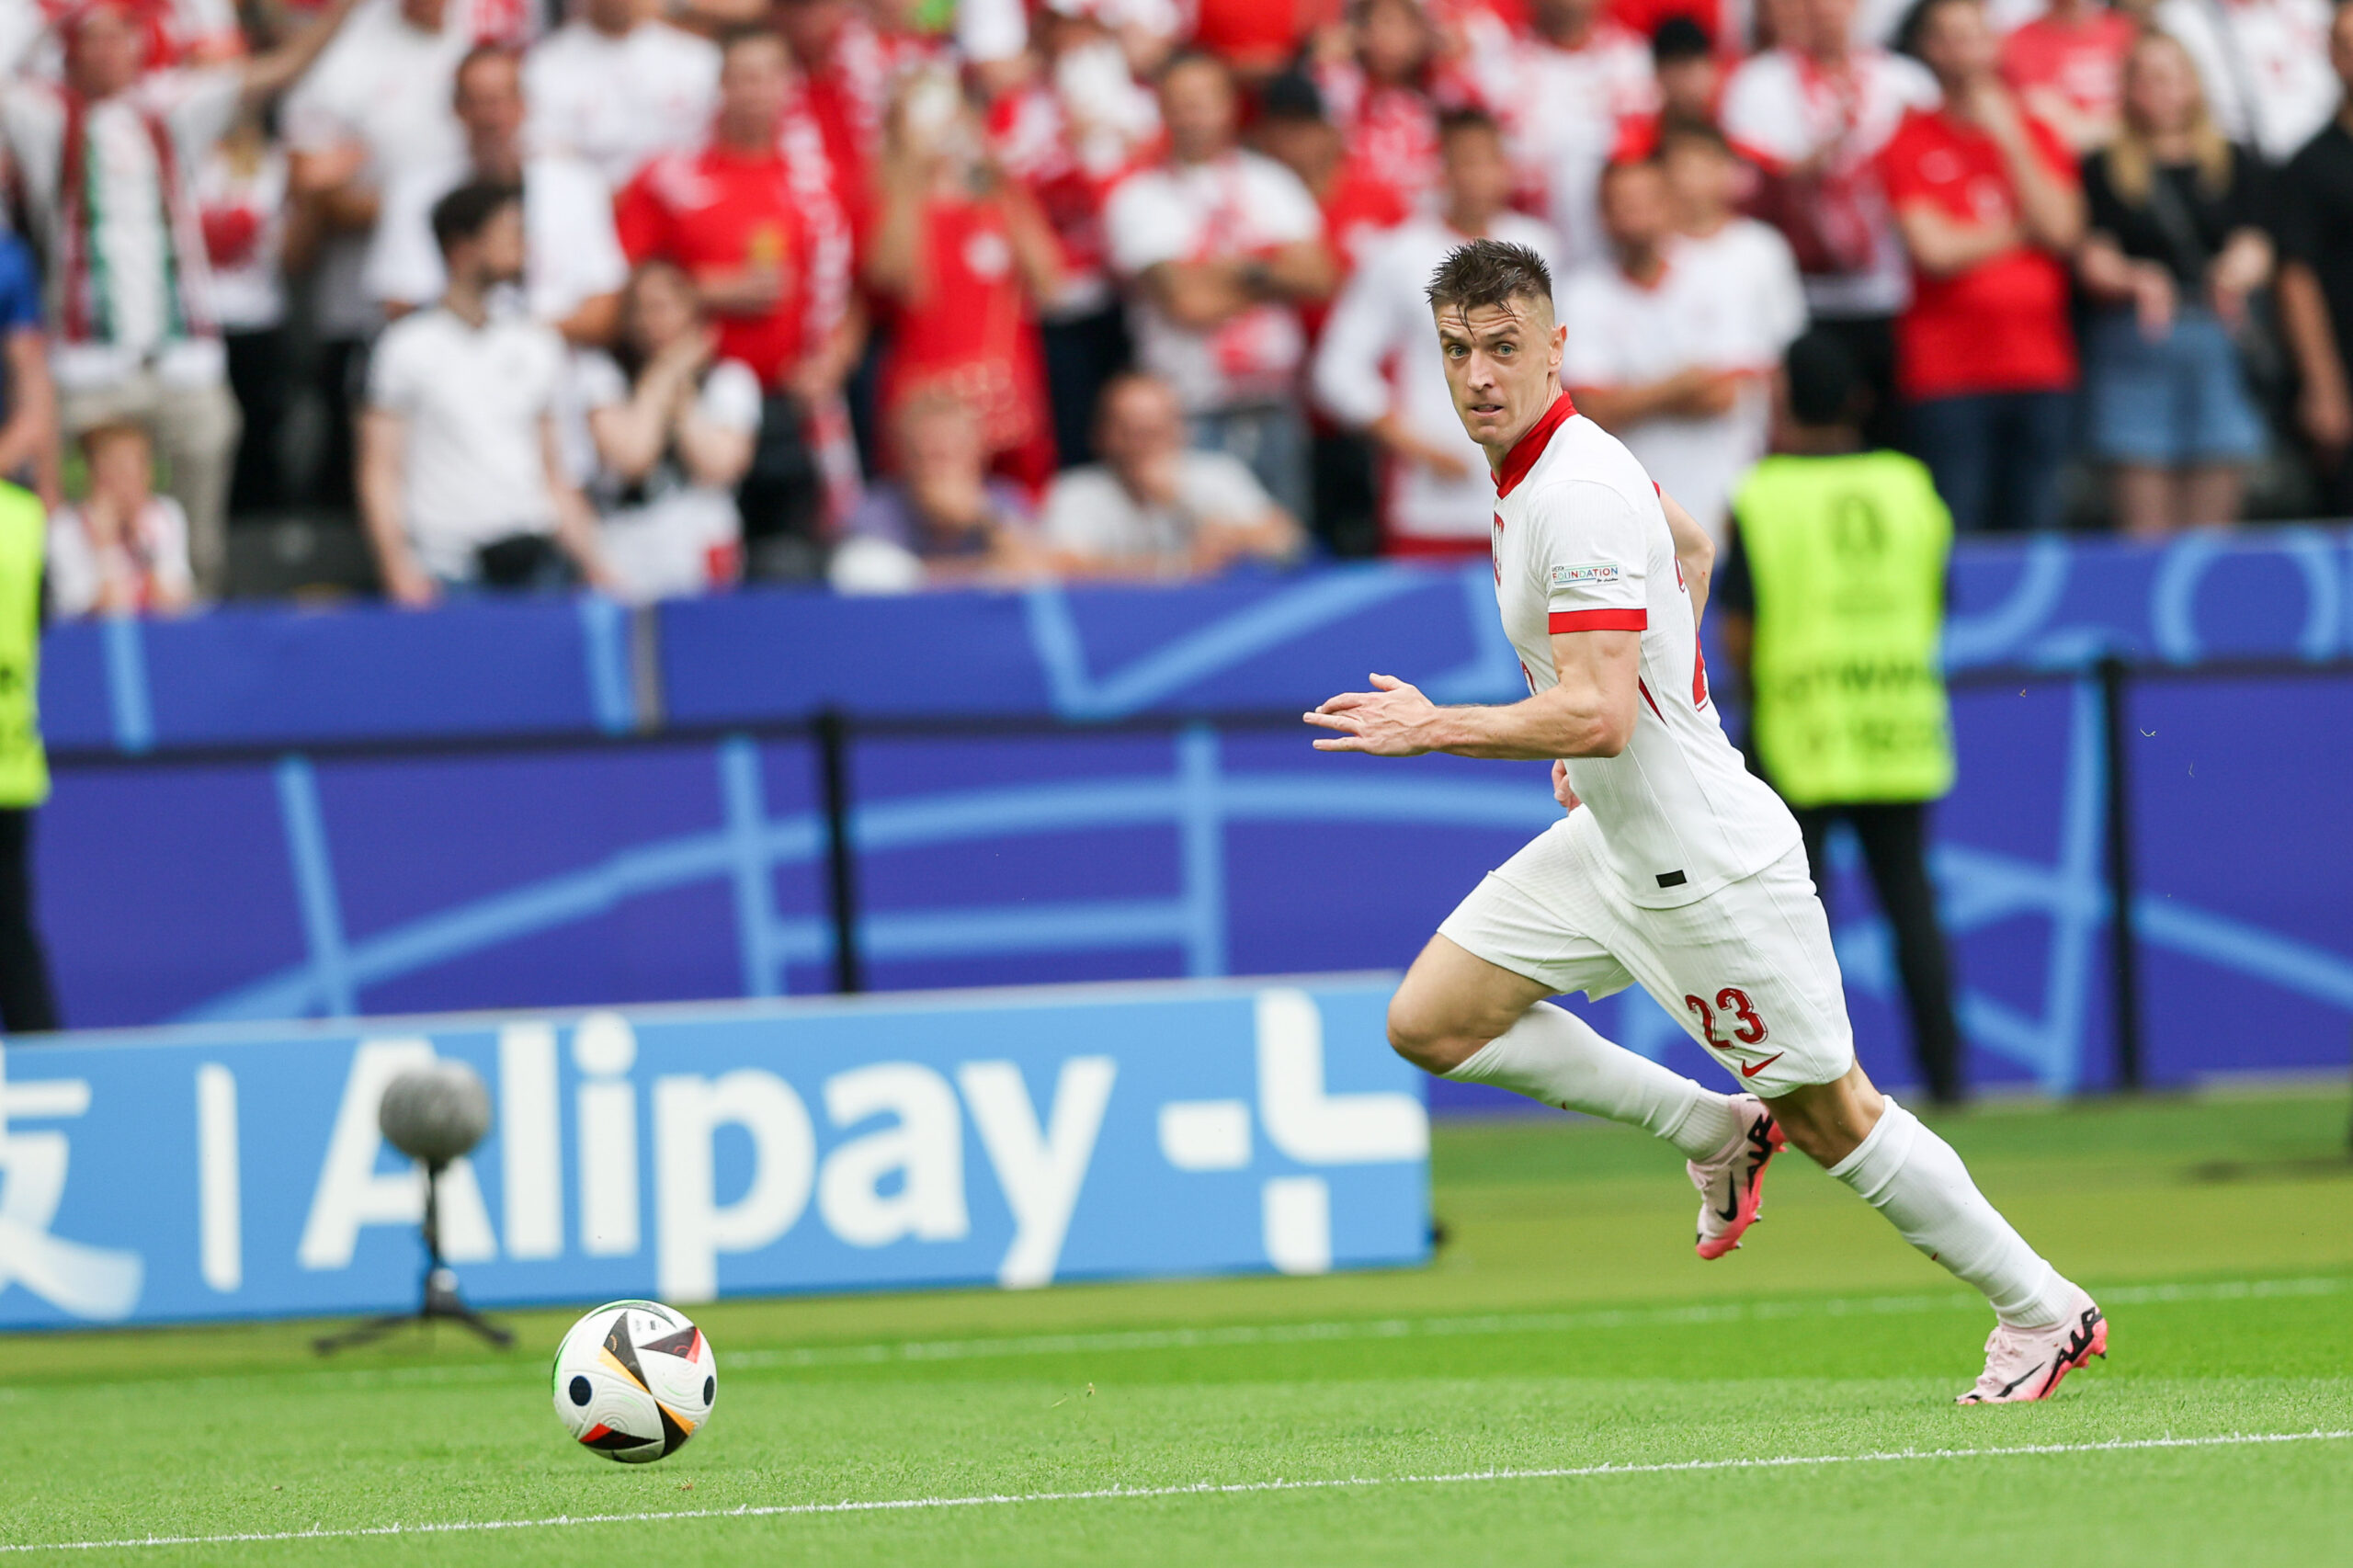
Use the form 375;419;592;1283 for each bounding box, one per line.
0;980;1428;1328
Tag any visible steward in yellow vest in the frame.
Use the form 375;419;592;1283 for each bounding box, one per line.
1737;449;1953;808
0;479;58;1032
1717;332;1962;1104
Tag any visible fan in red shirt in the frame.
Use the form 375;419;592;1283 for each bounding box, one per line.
617;28;860;574
773;0;946;229
1881;0;2085;533
866;69;1067;494
1998;0;2136;153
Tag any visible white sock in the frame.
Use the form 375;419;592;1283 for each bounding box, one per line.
1445;1001;1740;1160
1829;1099;2075;1327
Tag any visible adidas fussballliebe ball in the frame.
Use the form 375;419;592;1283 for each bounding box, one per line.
551;1300;717;1463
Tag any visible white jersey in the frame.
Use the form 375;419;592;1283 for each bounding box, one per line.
1490;394;1801;908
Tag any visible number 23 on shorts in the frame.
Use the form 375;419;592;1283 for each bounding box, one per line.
1684;988;1769;1048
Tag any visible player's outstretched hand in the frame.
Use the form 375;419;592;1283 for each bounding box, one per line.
1304;674;1439;756
1552;759;1582;812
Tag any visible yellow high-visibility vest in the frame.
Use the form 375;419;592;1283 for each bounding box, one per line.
1733;451;1954;807
0;482;50;808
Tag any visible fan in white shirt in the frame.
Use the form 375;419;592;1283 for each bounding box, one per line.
1720;0;1939;321
281;0;470;347
1101;51;1335;522
1101;52;1334;417
524;0;721;191
1454;0;1655;267
2154;0;2336;163
366;43;627;346
1566;131;1807;549
360;182;615;605
1559;156;1805;550
48;425;195;619
1313;108;1563;555
573;262;760;603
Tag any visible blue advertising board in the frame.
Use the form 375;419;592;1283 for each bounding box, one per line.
0;978;1427;1330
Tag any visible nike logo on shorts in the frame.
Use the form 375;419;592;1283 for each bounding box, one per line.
1738;1052;1785;1079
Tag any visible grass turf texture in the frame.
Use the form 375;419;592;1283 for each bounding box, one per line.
3;1087;2348;1565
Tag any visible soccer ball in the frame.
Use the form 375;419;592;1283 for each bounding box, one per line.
551;1300;717;1463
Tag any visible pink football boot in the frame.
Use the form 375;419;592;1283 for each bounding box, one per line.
1957;1290;2109;1403
1689;1095;1785;1260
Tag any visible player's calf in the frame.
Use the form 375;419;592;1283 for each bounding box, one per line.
1759;1062;1886;1166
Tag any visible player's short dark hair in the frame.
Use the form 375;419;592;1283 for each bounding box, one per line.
431;179;522;257
1651;14;1713;62
1436;106;1502;142
1785;328;1862;427
1425;238;1553;319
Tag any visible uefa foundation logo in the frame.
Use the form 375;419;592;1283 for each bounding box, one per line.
0;980;1429;1329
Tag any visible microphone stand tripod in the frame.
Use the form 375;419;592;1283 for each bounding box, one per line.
313;1159;514;1354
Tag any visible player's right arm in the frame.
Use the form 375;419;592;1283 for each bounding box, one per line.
1305;627;1642;760
1306;478;1650;760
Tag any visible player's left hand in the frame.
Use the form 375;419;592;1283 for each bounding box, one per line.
1304;674;1440;756
1552;759;1582;812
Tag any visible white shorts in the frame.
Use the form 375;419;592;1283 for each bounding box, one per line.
1436;809;1856;1098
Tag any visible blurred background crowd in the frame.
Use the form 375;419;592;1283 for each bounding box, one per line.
6;0;2353;611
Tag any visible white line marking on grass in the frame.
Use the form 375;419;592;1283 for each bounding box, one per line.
6;1430;2347;1553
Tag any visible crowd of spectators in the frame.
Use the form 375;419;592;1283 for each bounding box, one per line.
4;0;2353;614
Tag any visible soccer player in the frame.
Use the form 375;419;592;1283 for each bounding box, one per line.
1303;238;2106;1404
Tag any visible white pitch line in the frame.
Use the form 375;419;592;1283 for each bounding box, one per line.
5;1430;2346;1554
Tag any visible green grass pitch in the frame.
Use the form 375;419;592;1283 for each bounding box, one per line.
4;1086;2348;1565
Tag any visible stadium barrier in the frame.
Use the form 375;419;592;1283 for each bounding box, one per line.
0;977;1427;1329
23;531;2353;1095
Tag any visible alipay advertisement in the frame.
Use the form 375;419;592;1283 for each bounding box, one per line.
0;977;1428;1329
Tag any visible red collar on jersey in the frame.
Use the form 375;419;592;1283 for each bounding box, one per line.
1493;392;1578;499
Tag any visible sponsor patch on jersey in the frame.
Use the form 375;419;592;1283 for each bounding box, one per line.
1550;561;1621;588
